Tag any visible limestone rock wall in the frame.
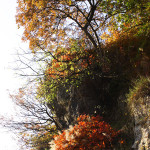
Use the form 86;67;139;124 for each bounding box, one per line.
132;96;150;150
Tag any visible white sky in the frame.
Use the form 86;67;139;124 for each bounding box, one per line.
0;0;28;149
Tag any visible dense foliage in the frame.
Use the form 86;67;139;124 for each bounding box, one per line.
3;0;150;149
50;115;122;150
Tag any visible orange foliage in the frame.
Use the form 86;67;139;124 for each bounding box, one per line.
46;47;95;79
50;115;120;150
100;22;150;77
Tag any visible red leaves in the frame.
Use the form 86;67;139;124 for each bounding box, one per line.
46;47;95;79
50;115;120;150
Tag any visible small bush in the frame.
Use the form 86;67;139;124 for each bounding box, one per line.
50;115;122;150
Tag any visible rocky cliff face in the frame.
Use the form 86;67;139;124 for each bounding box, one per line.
51;77;112;129
49;74;150;149
131;96;150;150
127;77;150;150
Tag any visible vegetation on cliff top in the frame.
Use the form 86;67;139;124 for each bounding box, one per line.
2;0;150;149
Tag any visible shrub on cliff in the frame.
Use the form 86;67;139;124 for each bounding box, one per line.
50;115;123;150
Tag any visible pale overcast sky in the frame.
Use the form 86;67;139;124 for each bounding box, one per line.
0;0;28;149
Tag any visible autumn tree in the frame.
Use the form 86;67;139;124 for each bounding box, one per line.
1;86;58;150
16;0;150;86
14;0;150;133
16;0;101;53
11;0;150;149
16;0;149;51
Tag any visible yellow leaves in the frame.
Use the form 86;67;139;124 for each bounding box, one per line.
100;26;121;46
32;12;37;21
100;32;110;41
29;38;37;50
36;1;44;9
16;0;85;53
68;0;72;5
51;10;57;17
